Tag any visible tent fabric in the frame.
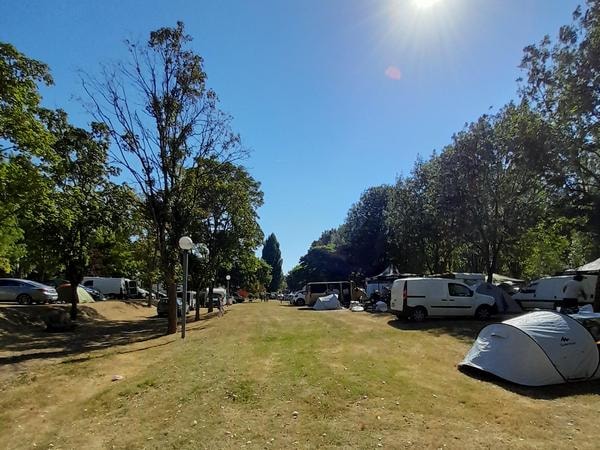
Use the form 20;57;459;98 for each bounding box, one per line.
313;294;341;310
475;283;522;313
460;311;600;386
492;273;525;284
57;285;95;303
577;257;600;272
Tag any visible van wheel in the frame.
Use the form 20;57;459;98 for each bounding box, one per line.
475;305;492;320
411;307;427;322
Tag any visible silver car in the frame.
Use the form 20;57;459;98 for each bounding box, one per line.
0;278;59;304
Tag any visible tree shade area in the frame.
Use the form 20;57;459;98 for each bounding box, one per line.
287;1;600;289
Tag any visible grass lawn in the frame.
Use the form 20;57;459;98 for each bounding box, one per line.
1;301;599;449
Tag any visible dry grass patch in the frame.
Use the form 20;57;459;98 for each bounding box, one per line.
1;302;599;449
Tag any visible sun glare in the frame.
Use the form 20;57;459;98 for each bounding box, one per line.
413;0;443;9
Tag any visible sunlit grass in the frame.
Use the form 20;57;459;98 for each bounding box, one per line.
0;303;598;448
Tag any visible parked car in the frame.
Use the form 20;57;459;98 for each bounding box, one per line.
156;298;188;317
0;278;58;304
390;277;496;322
291;290;307;306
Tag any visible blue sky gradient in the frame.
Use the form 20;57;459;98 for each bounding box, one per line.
1;0;581;272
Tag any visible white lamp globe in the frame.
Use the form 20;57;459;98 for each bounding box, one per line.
178;236;194;250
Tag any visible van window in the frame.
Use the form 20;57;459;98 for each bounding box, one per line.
448;283;472;297
83;280;93;287
310;284;327;294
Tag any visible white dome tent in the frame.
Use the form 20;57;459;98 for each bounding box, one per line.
459;311;600;386
313;294;341;311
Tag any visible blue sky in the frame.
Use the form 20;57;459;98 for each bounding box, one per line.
1;0;581;273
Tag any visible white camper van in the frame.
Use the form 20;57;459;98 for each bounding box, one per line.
82;277;139;299
512;275;597;310
390;277;495;322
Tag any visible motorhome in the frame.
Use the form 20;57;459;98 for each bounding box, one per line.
512;275;597;310
390;277;495;322
82;277;139;299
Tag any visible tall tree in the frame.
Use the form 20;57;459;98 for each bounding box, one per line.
520;0;600;244
262;233;283;292
35;110;123;319
188;160;264;318
336;185;392;278
0;43;54;273
438;104;547;282
84;22;246;334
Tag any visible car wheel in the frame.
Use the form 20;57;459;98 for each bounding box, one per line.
296;298;305;306
17;294;32;305
411;306;427;322
475;305;492;320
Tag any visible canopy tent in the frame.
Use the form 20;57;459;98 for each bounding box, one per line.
367;265;401;280
365;265;416;298
459;311;600;386
313;294;341;311
57;284;95;304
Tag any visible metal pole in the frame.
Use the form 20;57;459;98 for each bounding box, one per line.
182;249;188;339
227;279;230;301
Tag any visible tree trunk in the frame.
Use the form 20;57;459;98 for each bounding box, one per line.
69;282;79;320
207;281;214;313
195;282;201;321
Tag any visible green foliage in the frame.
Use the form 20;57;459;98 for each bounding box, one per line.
336;185;392;277
518;218;595;279
0;42;54;155
520;0;600;243
188;160;265;293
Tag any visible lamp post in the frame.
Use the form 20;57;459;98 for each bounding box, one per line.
178;236;194;339
226;274;231;303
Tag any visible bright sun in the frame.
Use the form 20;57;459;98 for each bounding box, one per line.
412;0;443;9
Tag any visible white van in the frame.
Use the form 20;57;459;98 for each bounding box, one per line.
512;275;597;310
390;277;496;322
82;277;139;298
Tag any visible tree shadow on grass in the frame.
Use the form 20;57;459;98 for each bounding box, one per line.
458;365;600;399
386;317;485;343
0;305;212;366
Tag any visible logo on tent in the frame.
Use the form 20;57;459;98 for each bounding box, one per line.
560;336;575;347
